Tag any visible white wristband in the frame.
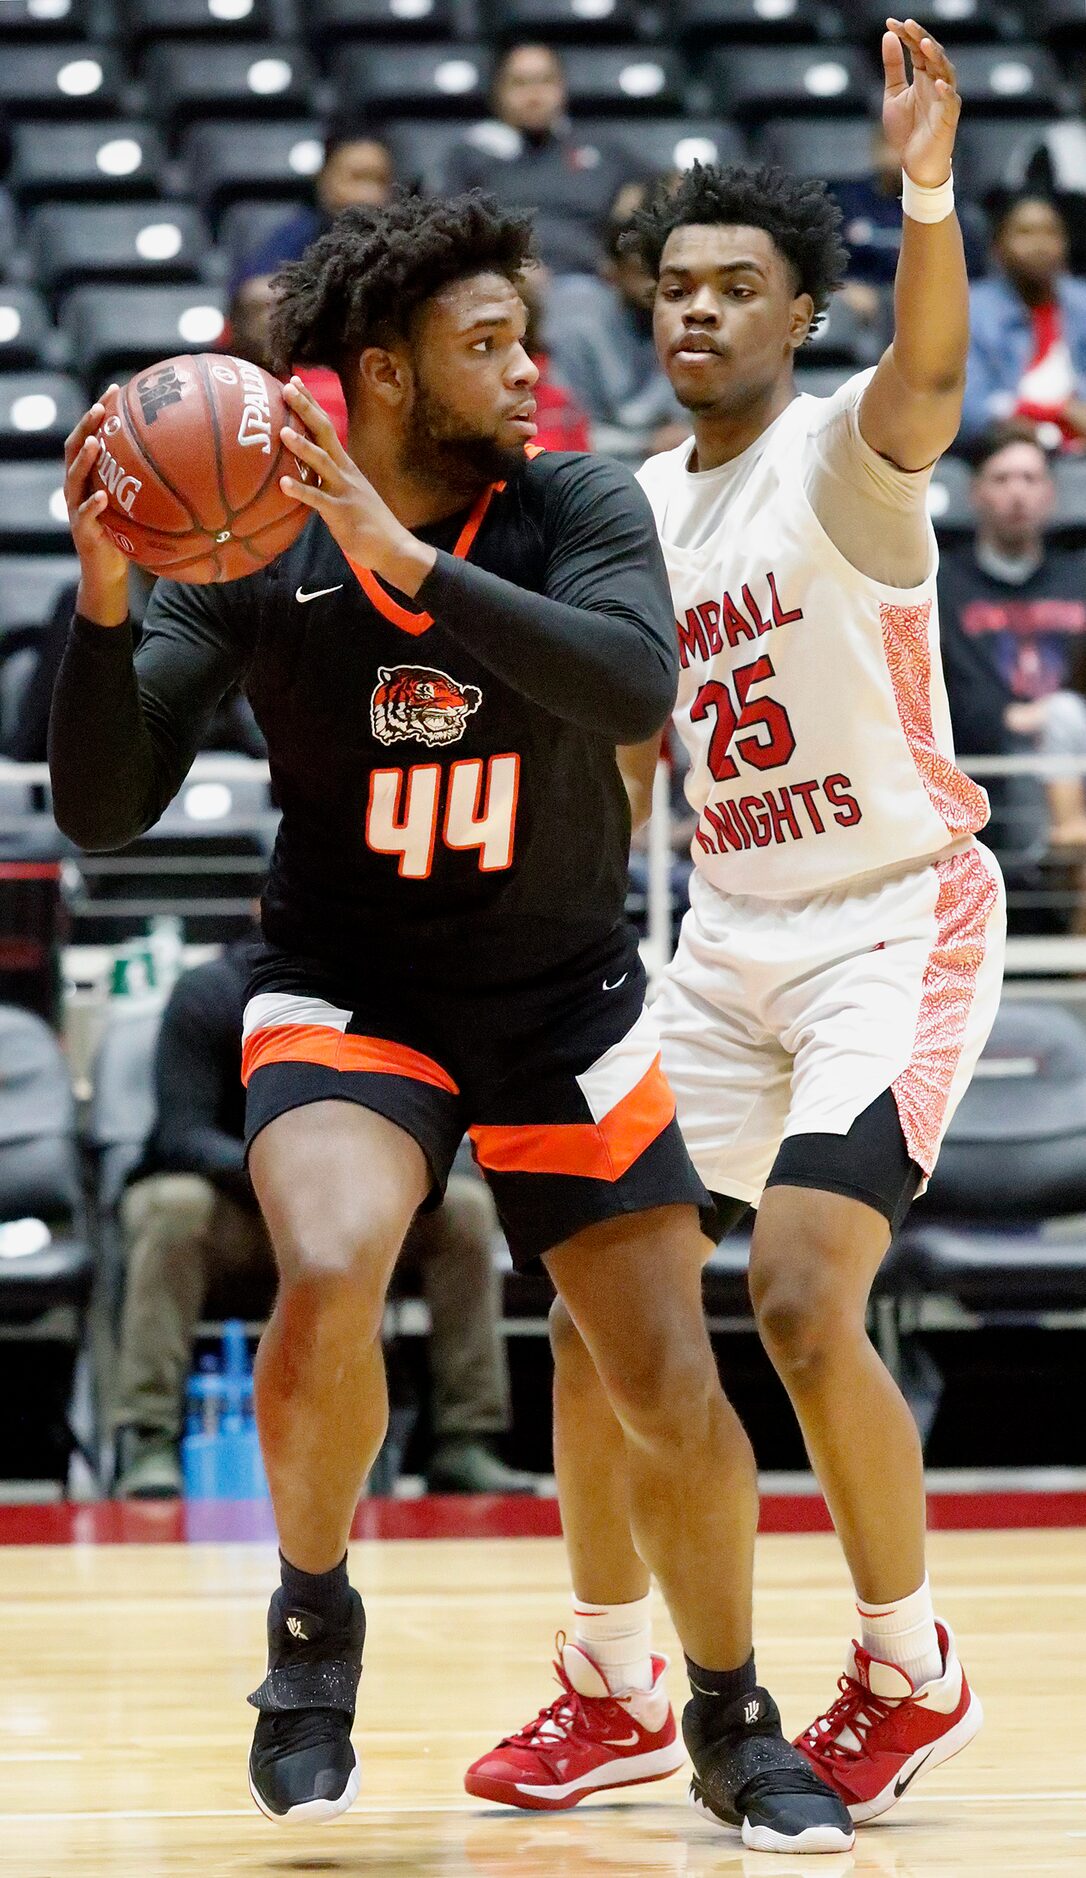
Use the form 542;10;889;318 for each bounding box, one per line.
901;168;955;225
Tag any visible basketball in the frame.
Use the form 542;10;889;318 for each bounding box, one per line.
91;354;313;583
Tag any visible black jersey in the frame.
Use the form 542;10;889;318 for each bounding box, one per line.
50;450;677;988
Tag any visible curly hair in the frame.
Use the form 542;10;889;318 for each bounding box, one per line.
622;162;848;335
268;189;537;377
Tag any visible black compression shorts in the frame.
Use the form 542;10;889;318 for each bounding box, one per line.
241;926;712;1269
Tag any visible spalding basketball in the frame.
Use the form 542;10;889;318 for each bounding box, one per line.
92;354;313;583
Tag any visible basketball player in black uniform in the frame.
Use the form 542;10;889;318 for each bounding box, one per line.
51;193;852;1853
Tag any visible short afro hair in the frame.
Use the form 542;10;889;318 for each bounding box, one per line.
268;189;537;378
622;161;848;336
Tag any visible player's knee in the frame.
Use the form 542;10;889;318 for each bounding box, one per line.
272;1207;402;1341
603;1331;720;1451
751;1264;845;1385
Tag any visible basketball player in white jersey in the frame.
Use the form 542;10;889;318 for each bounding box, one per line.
466;18;1004;1833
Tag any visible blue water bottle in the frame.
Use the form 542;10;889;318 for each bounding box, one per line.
181;1354;223;1498
218;1320;268;1498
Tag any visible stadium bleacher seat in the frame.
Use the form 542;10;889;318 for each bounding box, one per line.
949;45;1062;116
142;40;316;131
0;288;52;372
0;1003;94;1486
0;191;17;279
306;0;458;44
558;46;686;115
123;0;276;44
570;116;745;179
183;119;324;216
0;461;69;552
851;0;1009;40
898;1001;1086;1433
0;43;123;119
0;0;90;32
332;42;493;117
480;0;640;41
955;114;1065;201
805;295;877;369
61;283;225;385
30;204;210;294
1038;0;1086;50
0;373;83;458
708;45;874;122
674;0;823;44
1051;458;1086;546
0;555;77;635
791;363;853;400
10;121;167;206
927;454;973;536
757;116;876;184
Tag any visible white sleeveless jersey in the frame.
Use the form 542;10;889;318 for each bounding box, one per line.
637;384;989;899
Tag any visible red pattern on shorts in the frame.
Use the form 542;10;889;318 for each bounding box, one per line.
892;847;999;1173
879;599;989;836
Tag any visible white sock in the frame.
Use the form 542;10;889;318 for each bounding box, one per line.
856;1576;943;1692
572;1593;655;1694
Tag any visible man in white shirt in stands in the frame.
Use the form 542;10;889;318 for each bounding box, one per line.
467;16;1005;1833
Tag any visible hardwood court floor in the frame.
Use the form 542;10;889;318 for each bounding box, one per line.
2;1527;1083;1877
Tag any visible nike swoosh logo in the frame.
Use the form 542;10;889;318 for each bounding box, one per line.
602;973;628;991
602;1731;640;1748
295;584;344;604
893;1747;934;1798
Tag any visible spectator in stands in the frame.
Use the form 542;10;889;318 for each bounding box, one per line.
439;43;641;278
226;275;348;445
233;116;395;291
548;184;688;462
3;581;265;764
836;121;987;333
962;196;1086;450
518;272;590;453
112;937;532;1498
940;422;1086;852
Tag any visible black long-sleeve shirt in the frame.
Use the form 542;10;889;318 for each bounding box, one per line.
50;450;677;987
140;938;257;1206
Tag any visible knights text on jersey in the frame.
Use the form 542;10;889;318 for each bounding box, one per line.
637;385;990;899
127;451;676;984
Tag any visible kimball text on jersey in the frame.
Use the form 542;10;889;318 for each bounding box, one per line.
677;568;862;859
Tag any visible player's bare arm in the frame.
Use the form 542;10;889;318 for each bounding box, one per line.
617;733;663;832
859;18;968;472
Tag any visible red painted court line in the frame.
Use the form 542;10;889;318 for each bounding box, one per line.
0;1490;1083;1546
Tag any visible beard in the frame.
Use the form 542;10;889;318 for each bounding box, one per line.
403;381;528;487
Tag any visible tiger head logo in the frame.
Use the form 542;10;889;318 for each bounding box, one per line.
371;665;482;748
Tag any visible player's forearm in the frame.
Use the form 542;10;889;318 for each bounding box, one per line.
891;209;969;401
48;615;167;850
417;553;678;743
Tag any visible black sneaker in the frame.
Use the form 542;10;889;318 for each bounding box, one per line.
684;1685;856;1853
247;1585;365;1823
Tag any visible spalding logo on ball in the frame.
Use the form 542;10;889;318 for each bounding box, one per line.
93;354;313;583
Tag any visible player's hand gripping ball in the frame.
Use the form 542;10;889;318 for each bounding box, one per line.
91;354;313;583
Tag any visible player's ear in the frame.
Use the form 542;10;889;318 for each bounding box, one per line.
359;344;408;407
787;292;815;353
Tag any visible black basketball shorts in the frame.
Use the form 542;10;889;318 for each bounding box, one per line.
241;926;711;1269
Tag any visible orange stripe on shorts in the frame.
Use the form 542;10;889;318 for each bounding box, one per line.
241;1023;459;1094
469;1055;675;1182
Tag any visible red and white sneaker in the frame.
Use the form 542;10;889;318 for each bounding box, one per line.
795;1621;983;1823
464;1635;687;1811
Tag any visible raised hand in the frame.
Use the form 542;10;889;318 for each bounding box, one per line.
883;17;961;189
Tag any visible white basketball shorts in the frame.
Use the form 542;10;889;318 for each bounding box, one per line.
651;840;1007;1209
